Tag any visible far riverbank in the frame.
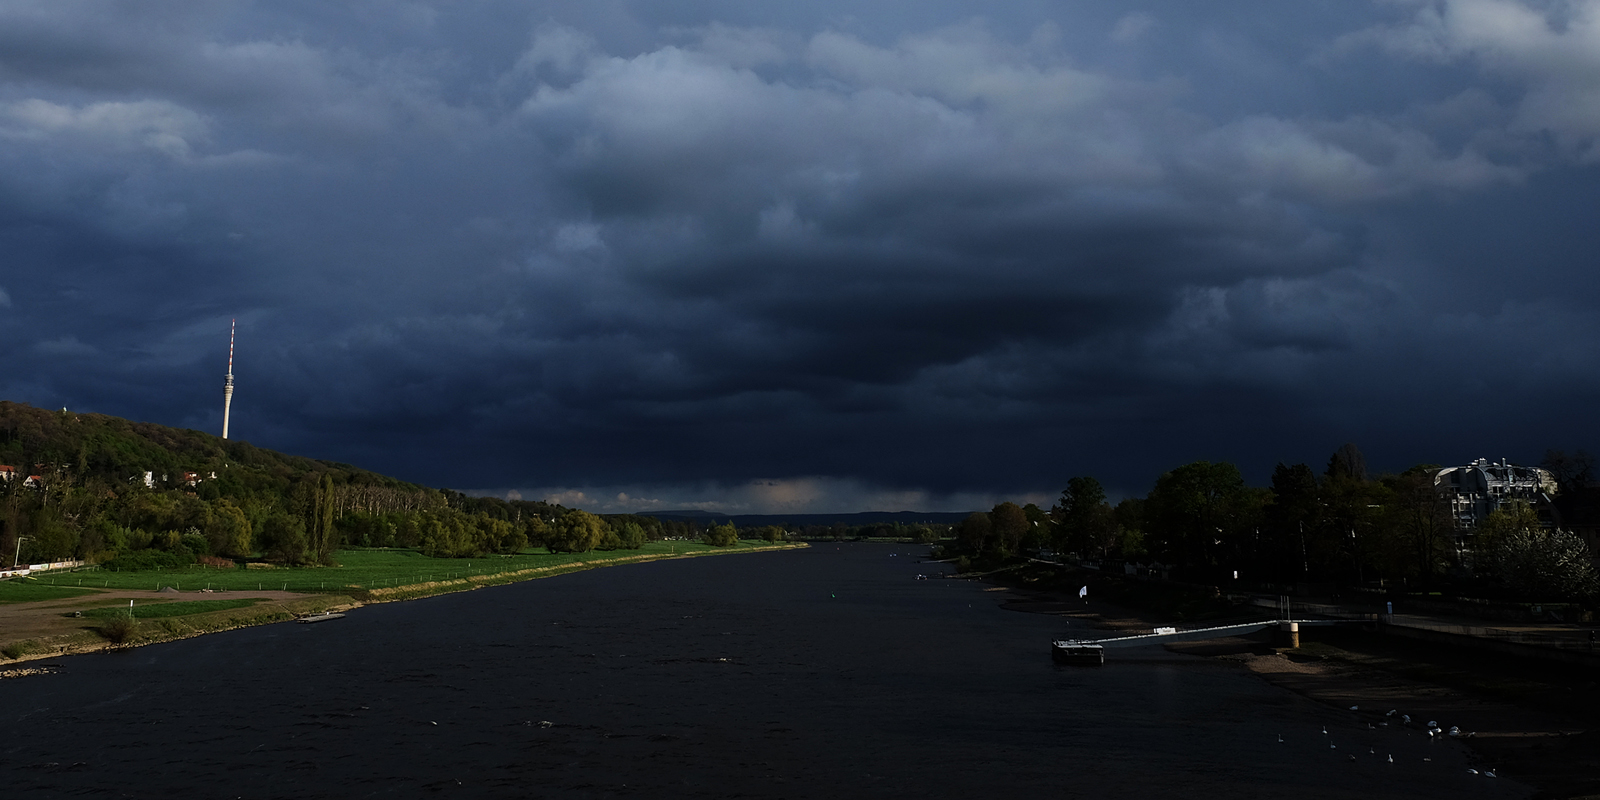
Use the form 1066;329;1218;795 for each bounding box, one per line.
0;541;806;667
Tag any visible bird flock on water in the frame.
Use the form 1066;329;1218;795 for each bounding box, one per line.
1279;706;1496;779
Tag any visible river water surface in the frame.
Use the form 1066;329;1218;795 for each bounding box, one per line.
2;543;1531;798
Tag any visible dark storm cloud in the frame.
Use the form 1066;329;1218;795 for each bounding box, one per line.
3;1;1600;512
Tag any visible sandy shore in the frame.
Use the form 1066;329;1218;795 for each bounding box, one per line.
996;584;1600;799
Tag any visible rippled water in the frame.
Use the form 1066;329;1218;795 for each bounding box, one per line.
1;543;1530;798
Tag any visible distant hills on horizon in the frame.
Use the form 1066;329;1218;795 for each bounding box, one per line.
646;509;973;527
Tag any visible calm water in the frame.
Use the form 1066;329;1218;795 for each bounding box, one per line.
1;544;1530;798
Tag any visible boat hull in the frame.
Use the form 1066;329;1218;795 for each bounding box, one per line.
1051;640;1104;665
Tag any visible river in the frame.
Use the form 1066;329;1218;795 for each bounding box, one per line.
0;543;1530;798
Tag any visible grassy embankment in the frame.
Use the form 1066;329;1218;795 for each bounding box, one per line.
26;539;802;598
1;540;806;661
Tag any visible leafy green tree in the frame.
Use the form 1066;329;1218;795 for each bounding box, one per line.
1479;524;1598;600
261;512;309;564
546;509;607;553
207;499;253;558
702;522;739;547
1379;465;1451;584
1051;477;1114;558
1265;463;1319;578
1112;498;1147;559
988;502;1029;556
616;521;649;549
305;474;338;564
956;512;993;555
1145;461;1250;573
26;506;77;561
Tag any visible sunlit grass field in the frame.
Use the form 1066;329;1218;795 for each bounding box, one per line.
15;540;789;595
0;581;100;604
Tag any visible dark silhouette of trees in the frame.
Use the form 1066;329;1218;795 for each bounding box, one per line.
1145;461;1247;569
956;512;993;556
1051;476;1114;558
988;502;1029;556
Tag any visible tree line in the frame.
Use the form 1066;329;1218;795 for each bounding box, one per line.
953;444;1600;601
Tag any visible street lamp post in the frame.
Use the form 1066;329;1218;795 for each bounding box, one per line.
13;535;30;569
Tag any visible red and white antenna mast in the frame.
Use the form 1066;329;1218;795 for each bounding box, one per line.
222;319;236;439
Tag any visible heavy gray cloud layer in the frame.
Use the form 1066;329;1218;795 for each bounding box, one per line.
3;1;1599;512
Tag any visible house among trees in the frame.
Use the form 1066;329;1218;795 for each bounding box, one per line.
1434;458;1557;530
0;465;13;482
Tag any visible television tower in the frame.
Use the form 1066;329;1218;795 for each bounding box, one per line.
222;319;236;439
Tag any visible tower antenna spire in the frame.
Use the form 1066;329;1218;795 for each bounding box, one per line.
222;319;235;439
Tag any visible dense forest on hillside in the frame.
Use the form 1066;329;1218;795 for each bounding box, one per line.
0;402;709;568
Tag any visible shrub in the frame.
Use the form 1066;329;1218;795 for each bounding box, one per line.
2;641;39;660
99;611;140;644
102;548;196;572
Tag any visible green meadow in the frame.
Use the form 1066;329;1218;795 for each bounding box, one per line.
16;540;794;597
0;581;100;604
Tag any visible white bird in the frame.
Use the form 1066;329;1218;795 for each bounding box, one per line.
1449;726;1461;737
1369;748;1375;755
1330;743;1337;749
1322;726;1328;735
1402;714;1411;723
1349;705;1359;711
1278;735;1284;743
1467;769;1478;775
1386;709;1397;717
1427;720;1438;729
1485;770;1497;778
1387;754;1393;763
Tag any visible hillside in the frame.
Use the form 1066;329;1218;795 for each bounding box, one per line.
0;401;422;497
0;400;566;567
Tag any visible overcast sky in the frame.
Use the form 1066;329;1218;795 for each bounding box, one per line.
4;1;1600;514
